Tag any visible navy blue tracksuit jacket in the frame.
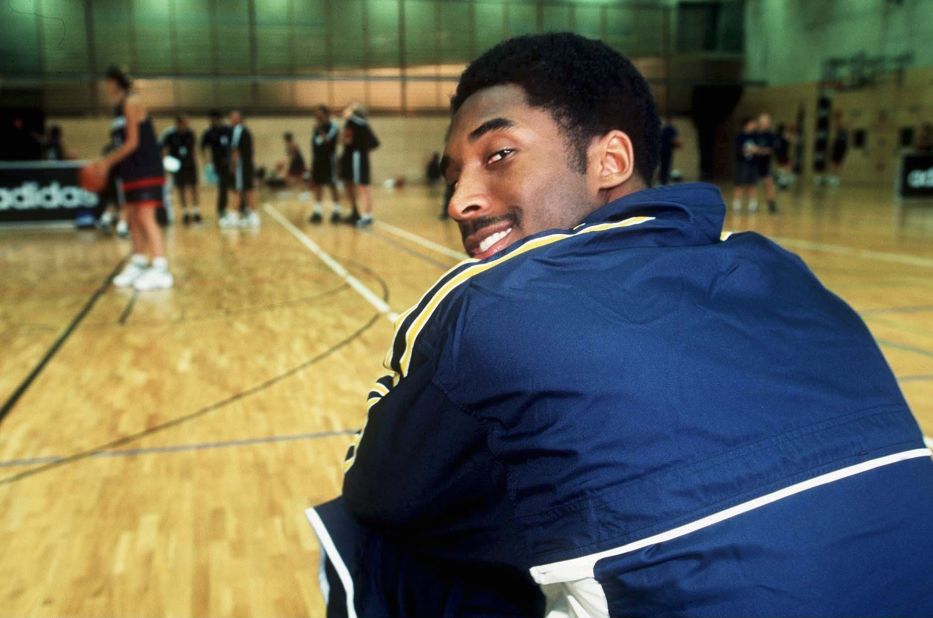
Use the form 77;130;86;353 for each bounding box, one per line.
309;183;933;617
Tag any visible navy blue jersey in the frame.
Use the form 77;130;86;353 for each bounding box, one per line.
343;114;379;153
312;119;340;161
735;131;757;161
200;125;232;167
110;99;164;182
754;130;776;164
230;123;254;165
160;126;197;171
325;182;933;616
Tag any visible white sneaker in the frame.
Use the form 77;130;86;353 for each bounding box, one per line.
218;212;240;229
115;220;129;238
239;211;261;229
113;261;147;288
133;267;174;291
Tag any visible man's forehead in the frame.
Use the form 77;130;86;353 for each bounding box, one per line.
448;84;529;140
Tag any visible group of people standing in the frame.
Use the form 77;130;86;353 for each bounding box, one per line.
279;103;381;228
156;103;380;233
93;63;381;293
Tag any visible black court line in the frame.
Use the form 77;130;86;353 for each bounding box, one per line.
0;429;357;469
0;258;389;486
0;256;127;427
117;290;138;325
370;229;455;270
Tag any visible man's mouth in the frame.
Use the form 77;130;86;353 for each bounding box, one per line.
464;223;516;260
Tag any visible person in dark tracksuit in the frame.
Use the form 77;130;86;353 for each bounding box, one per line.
161;114;201;224
200;109;232;221
339;103;379;227
307;34;933;618
309;105;342;224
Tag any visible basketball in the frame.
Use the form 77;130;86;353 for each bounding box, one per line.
78;161;108;193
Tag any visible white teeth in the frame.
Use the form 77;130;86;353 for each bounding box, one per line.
478;228;512;254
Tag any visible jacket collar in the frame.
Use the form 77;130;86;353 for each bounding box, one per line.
580;182;726;247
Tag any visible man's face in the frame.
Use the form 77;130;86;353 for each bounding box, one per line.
758;114;771;131
230;111;241;125
443;85;596;260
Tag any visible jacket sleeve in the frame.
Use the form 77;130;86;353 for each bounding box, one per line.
341;341;527;566
343;356;490;528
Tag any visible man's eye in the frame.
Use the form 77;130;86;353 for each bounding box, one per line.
487;149;514;165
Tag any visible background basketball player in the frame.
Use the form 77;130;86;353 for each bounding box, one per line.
308;105;342;224
221;110;260;229
95;66;172;291
339;102;379;228
160;114;201;224
200;109;232;222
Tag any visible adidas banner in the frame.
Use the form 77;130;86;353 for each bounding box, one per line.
899;154;933;199
0;161;98;223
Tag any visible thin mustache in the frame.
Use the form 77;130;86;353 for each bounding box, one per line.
459;214;518;240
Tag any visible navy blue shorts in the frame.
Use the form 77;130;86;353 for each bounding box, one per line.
121;176;164;205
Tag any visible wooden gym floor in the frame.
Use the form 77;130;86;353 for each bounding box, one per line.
1;182;931;617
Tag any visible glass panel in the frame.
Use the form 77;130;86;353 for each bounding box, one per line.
404;0;438;69
213;0;252;75
40;0;90;74
506;3;537;37
605;6;635;54
634;7;665;57
438;1;471;63
175;0;215;74
256;0;293;74
541;4;571;33
293;0;329;74
331;0;365;68
367;0;401;69
573;5;602;40
134;0;174;74
0;1;38;74
473;2;505;56
93;0;133;74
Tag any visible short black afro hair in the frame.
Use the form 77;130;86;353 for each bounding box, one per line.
451;33;660;183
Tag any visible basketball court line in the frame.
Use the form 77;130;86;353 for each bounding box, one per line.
264;204;400;322
0;256;127;427
769;236;933;269
0;429;357;469
370;230;454;270
375;220;469;260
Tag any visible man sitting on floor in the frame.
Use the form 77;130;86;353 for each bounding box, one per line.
307;33;933;618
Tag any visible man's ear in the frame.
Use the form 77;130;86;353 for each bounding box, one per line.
589;130;637;193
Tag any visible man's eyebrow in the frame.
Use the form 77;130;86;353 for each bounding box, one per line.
468;117;515;142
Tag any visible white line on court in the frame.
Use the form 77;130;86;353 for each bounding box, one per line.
770;236;933;269
263;204;400;322
375;221;469;261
